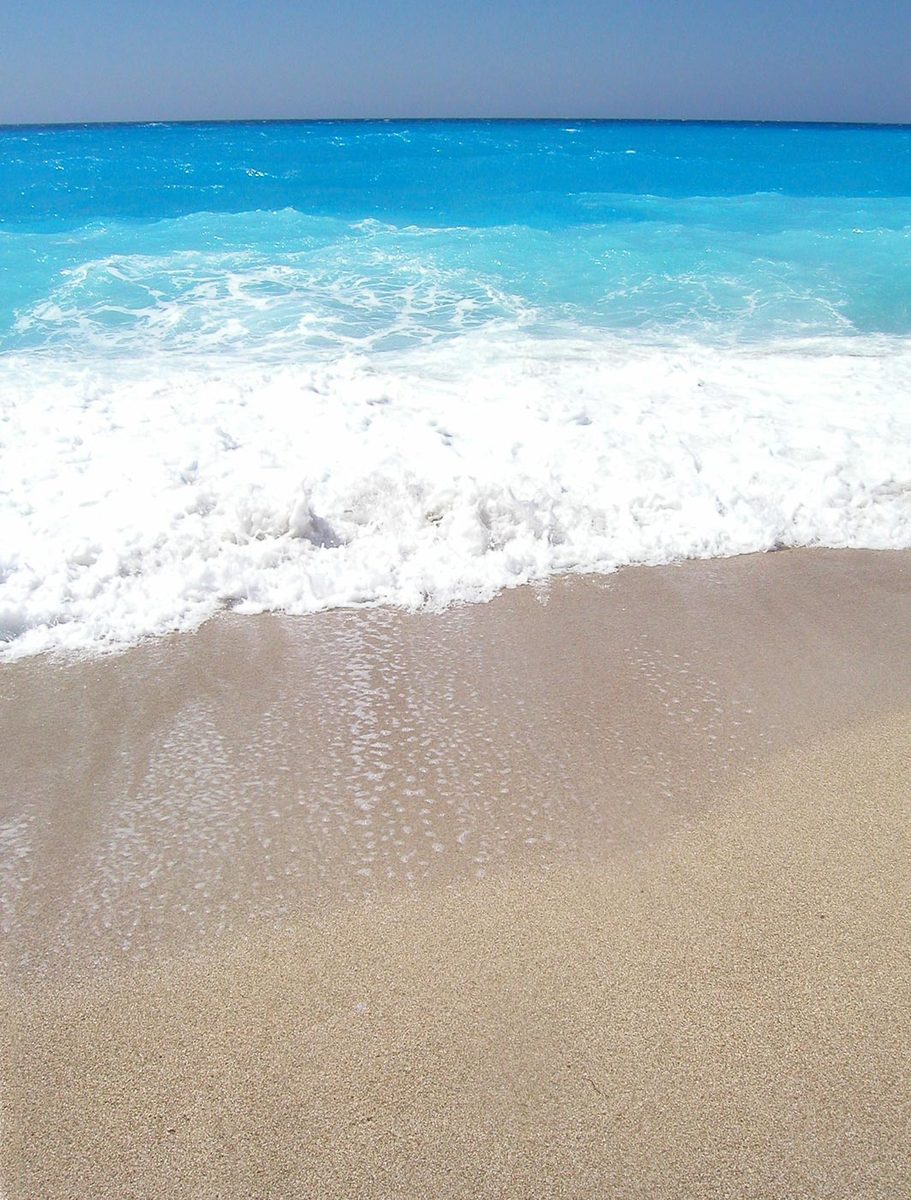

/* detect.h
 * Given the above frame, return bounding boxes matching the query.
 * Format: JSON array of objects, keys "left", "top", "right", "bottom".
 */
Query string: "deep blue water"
[{"left": 4, "top": 120, "right": 911, "bottom": 227}]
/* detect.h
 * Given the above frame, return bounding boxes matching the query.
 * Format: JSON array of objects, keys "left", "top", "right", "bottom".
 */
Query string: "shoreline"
[
  {"left": 3, "top": 548, "right": 910, "bottom": 973},
  {"left": 2, "top": 547, "right": 910, "bottom": 1196}
]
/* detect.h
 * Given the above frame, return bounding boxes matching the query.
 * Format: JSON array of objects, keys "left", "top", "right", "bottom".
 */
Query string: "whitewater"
[{"left": 1, "top": 120, "right": 910, "bottom": 658}]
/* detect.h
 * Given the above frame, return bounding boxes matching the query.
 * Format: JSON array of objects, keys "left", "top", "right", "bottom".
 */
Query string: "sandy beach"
[{"left": 2, "top": 548, "right": 910, "bottom": 1198}]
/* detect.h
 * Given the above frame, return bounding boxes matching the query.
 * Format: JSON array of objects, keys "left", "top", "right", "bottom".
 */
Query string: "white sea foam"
[{"left": 1, "top": 330, "right": 910, "bottom": 659}]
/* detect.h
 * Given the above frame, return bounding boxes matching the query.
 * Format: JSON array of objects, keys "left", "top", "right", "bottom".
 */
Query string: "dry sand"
[{"left": 1, "top": 548, "right": 910, "bottom": 1198}]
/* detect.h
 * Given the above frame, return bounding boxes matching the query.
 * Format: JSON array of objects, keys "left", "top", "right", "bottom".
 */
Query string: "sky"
[{"left": 1, "top": 0, "right": 909, "bottom": 125}]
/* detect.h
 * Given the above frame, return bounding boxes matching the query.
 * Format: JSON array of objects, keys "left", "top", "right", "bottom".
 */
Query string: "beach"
[{"left": 2, "top": 547, "right": 910, "bottom": 1198}]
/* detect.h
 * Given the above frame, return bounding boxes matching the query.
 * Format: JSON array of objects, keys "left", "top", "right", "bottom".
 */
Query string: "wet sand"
[{"left": 2, "top": 549, "right": 910, "bottom": 1197}]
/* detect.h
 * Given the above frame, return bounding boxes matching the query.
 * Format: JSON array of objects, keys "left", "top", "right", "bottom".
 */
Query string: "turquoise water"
[
  {"left": 1, "top": 121, "right": 910, "bottom": 657},
  {"left": 2, "top": 120, "right": 911, "bottom": 354}
]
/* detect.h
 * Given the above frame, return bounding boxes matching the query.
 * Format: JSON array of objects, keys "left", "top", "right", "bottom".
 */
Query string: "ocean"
[{"left": 1, "top": 119, "right": 910, "bottom": 658}]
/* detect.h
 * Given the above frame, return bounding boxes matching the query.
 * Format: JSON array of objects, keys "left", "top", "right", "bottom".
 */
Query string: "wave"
[
  {"left": 2, "top": 329, "right": 909, "bottom": 659},
  {"left": 3, "top": 198, "right": 910, "bottom": 365}
]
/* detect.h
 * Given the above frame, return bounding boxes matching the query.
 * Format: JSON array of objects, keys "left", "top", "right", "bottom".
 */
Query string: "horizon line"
[{"left": 2, "top": 116, "right": 910, "bottom": 131}]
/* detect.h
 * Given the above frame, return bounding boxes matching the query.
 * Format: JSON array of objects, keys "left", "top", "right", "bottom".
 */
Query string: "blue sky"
[{"left": 2, "top": 0, "right": 909, "bottom": 124}]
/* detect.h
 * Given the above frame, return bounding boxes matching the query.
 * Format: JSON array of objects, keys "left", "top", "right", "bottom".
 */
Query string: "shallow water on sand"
[{"left": 2, "top": 550, "right": 909, "bottom": 977}]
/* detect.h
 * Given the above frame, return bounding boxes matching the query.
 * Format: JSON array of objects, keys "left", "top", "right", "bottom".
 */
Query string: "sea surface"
[{"left": 1, "top": 120, "right": 910, "bottom": 657}]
